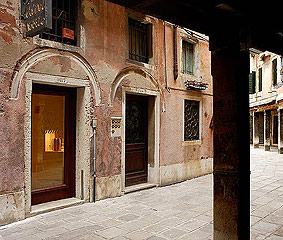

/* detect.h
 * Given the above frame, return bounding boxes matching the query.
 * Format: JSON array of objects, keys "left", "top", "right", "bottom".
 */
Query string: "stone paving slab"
[{"left": 1, "top": 147, "right": 283, "bottom": 239}]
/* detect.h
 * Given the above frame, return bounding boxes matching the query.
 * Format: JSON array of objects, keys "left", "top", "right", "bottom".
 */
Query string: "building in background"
[
  {"left": 0, "top": 0, "right": 213, "bottom": 225},
  {"left": 249, "top": 51, "right": 283, "bottom": 153}
]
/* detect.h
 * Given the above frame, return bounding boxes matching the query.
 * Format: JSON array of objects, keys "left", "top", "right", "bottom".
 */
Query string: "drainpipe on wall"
[
  {"left": 92, "top": 118, "right": 97, "bottom": 202},
  {"left": 173, "top": 25, "right": 178, "bottom": 81},
  {"left": 164, "top": 22, "right": 170, "bottom": 93}
]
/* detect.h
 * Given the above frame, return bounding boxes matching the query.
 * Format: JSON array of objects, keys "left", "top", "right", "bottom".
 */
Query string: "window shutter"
[
  {"left": 182, "top": 41, "right": 194, "bottom": 74},
  {"left": 252, "top": 71, "right": 256, "bottom": 93},
  {"left": 273, "top": 59, "right": 277, "bottom": 86},
  {"left": 182, "top": 42, "right": 187, "bottom": 73},
  {"left": 188, "top": 43, "right": 194, "bottom": 74},
  {"left": 249, "top": 72, "right": 256, "bottom": 94},
  {"left": 259, "top": 68, "right": 262, "bottom": 92},
  {"left": 249, "top": 73, "right": 253, "bottom": 94}
]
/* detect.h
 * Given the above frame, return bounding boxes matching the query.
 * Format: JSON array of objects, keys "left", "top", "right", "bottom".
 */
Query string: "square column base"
[{"left": 265, "top": 145, "right": 270, "bottom": 151}]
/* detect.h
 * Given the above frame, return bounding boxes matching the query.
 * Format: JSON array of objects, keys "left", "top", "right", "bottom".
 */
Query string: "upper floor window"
[
  {"left": 184, "top": 100, "right": 200, "bottom": 141},
  {"left": 128, "top": 18, "right": 150, "bottom": 64},
  {"left": 40, "top": 0, "right": 77, "bottom": 46},
  {"left": 182, "top": 41, "right": 194, "bottom": 74},
  {"left": 272, "top": 58, "right": 277, "bottom": 86}
]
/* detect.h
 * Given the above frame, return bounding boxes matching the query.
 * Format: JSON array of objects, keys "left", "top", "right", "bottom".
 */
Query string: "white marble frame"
[
  {"left": 121, "top": 87, "right": 160, "bottom": 192},
  {"left": 24, "top": 72, "right": 93, "bottom": 216}
]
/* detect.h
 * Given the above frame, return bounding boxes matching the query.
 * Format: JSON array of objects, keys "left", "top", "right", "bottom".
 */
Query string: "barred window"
[
  {"left": 39, "top": 0, "right": 77, "bottom": 46},
  {"left": 128, "top": 18, "right": 149, "bottom": 64},
  {"left": 182, "top": 41, "right": 194, "bottom": 74},
  {"left": 184, "top": 100, "right": 200, "bottom": 141}
]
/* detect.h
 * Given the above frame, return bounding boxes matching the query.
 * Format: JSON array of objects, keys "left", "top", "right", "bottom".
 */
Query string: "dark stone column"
[
  {"left": 278, "top": 109, "right": 283, "bottom": 154},
  {"left": 211, "top": 45, "right": 250, "bottom": 239},
  {"left": 253, "top": 112, "right": 259, "bottom": 148},
  {"left": 264, "top": 110, "right": 271, "bottom": 151}
]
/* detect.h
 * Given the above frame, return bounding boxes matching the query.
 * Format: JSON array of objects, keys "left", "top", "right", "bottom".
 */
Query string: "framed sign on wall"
[{"left": 21, "top": 0, "right": 52, "bottom": 37}]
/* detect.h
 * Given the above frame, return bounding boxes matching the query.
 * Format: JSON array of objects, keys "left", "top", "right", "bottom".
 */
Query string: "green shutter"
[
  {"left": 182, "top": 42, "right": 186, "bottom": 73},
  {"left": 252, "top": 71, "right": 256, "bottom": 93},
  {"left": 188, "top": 43, "right": 194, "bottom": 74},
  {"left": 182, "top": 41, "right": 194, "bottom": 74},
  {"left": 259, "top": 68, "right": 262, "bottom": 92},
  {"left": 249, "top": 73, "right": 253, "bottom": 94},
  {"left": 273, "top": 59, "right": 277, "bottom": 86},
  {"left": 249, "top": 71, "right": 256, "bottom": 94}
]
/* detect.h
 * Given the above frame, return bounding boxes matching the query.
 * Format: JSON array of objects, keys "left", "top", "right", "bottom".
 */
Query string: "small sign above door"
[{"left": 21, "top": 0, "right": 52, "bottom": 37}]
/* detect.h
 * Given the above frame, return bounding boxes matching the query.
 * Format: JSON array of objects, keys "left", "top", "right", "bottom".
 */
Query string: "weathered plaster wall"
[
  {"left": 0, "top": 0, "right": 213, "bottom": 225},
  {"left": 159, "top": 25, "right": 213, "bottom": 182}
]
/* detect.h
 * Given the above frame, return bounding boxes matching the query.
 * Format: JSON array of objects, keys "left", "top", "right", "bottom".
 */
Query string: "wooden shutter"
[
  {"left": 182, "top": 41, "right": 194, "bottom": 74},
  {"left": 259, "top": 68, "right": 262, "bottom": 92},
  {"left": 272, "top": 59, "right": 277, "bottom": 86},
  {"left": 249, "top": 71, "right": 256, "bottom": 94}
]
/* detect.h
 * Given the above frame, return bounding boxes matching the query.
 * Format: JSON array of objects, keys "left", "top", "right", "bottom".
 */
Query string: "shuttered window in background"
[
  {"left": 259, "top": 68, "right": 262, "bottom": 92},
  {"left": 249, "top": 71, "right": 256, "bottom": 94},
  {"left": 182, "top": 41, "right": 194, "bottom": 74},
  {"left": 272, "top": 58, "right": 277, "bottom": 86}
]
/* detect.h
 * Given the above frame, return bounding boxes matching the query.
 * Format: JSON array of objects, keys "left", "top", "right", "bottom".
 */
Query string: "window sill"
[
  {"left": 180, "top": 72, "right": 197, "bottom": 81},
  {"left": 126, "top": 58, "right": 155, "bottom": 71},
  {"left": 182, "top": 71, "right": 194, "bottom": 76},
  {"left": 182, "top": 140, "right": 202, "bottom": 146},
  {"left": 33, "top": 36, "right": 83, "bottom": 54}
]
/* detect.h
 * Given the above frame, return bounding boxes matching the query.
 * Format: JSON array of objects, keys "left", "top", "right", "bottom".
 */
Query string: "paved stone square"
[{"left": 1, "top": 147, "right": 283, "bottom": 239}]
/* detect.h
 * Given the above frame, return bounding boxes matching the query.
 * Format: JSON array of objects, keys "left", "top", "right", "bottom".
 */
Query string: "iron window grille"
[
  {"left": 128, "top": 18, "right": 149, "bottom": 64},
  {"left": 182, "top": 41, "right": 194, "bottom": 74},
  {"left": 184, "top": 100, "right": 200, "bottom": 141},
  {"left": 39, "top": 0, "right": 77, "bottom": 46}
]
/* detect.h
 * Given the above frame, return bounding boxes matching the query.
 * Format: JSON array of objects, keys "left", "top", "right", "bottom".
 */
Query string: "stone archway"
[
  {"left": 10, "top": 47, "right": 101, "bottom": 106},
  {"left": 109, "top": 66, "right": 163, "bottom": 106}
]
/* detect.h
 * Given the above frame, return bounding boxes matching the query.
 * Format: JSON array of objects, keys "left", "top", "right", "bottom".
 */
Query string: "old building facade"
[
  {"left": 0, "top": 0, "right": 213, "bottom": 225},
  {"left": 250, "top": 51, "right": 283, "bottom": 152}
]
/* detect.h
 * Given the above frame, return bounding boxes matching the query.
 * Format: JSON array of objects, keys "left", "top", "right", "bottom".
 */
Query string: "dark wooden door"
[
  {"left": 125, "top": 94, "right": 148, "bottom": 187},
  {"left": 31, "top": 84, "right": 76, "bottom": 205}
]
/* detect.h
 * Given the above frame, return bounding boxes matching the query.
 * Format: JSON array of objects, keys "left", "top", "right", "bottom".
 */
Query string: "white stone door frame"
[
  {"left": 121, "top": 87, "right": 160, "bottom": 192},
  {"left": 24, "top": 72, "right": 93, "bottom": 216}
]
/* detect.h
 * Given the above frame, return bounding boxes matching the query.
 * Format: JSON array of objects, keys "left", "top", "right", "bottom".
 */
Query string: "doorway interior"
[
  {"left": 125, "top": 94, "right": 149, "bottom": 187},
  {"left": 31, "top": 84, "right": 76, "bottom": 205},
  {"left": 122, "top": 88, "right": 160, "bottom": 191}
]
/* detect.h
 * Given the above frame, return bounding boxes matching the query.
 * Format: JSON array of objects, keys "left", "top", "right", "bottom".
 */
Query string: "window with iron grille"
[
  {"left": 184, "top": 100, "right": 200, "bottom": 141},
  {"left": 182, "top": 41, "right": 194, "bottom": 74},
  {"left": 39, "top": 0, "right": 77, "bottom": 46},
  {"left": 128, "top": 18, "right": 149, "bottom": 64}
]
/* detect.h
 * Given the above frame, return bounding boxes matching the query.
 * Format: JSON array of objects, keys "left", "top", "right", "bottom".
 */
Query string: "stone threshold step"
[
  {"left": 29, "top": 198, "right": 85, "bottom": 217},
  {"left": 125, "top": 183, "right": 157, "bottom": 194}
]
